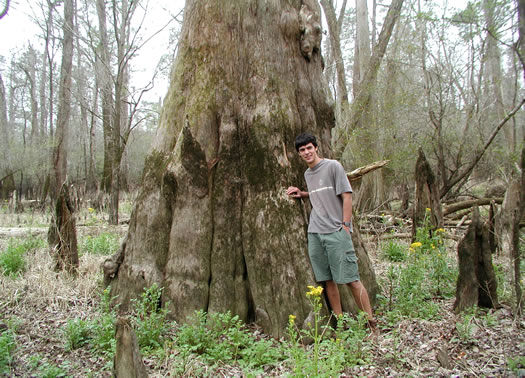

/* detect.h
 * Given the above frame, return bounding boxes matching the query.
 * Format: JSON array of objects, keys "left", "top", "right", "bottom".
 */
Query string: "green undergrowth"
[
  {"left": 0, "top": 236, "right": 45, "bottom": 276},
  {"left": 78, "top": 232, "right": 120, "bottom": 256},
  {"left": 378, "top": 209, "right": 458, "bottom": 323},
  {"left": 58, "top": 283, "right": 383, "bottom": 377},
  {"left": 0, "top": 327, "right": 16, "bottom": 375}
]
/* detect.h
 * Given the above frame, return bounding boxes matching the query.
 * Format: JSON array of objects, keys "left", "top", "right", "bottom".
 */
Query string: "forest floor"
[{"left": 0, "top": 208, "right": 524, "bottom": 377}]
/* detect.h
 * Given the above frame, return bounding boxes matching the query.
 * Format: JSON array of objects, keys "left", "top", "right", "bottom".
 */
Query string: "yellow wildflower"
[
  {"left": 409, "top": 247, "right": 415, "bottom": 253},
  {"left": 306, "top": 285, "right": 324, "bottom": 298},
  {"left": 88, "top": 207, "right": 95, "bottom": 213},
  {"left": 431, "top": 244, "right": 435, "bottom": 249},
  {"left": 289, "top": 314, "right": 296, "bottom": 324},
  {"left": 410, "top": 242, "right": 422, "bottom": 249},
  {"left": 425, "top": 208, "right": 431, "bottom": 212},
  {"left": 436, "top": 228, "right": 445, "bottom": 233}
]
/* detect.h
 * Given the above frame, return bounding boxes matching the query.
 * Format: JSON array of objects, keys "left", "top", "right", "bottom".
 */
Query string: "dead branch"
[
  {"left": 347, "top": 160, "right": 390, "bottom": 181},
  {"left": 441, "top": 98, "right": 525, "bottom": 198}
]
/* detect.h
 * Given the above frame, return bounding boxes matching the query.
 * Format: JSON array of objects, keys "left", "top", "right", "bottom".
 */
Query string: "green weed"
[
  {"left": 507, "top": 351, "right": 525, "bottom": 373},
  {"left": 454, "top": 307, "right": 478, "bottom": 343},
  {"left": 130, "top": 283, "right": 170, "bottom": 353},
  {"left": 0, "top": 327, "right": 15, "bottom": 375},
  {"left": 173, "top": 309, "right": 283, "bottom": 374},
  {"left": 28, "top": 355, "right": 70, "bottom": 378},
  {"left": 379, "top": 210, "right": 457, "bottom": 324},
  {"left": 88, "top": 288, "right": 117, "bottom": 359},
  {"left": 381, "top": 240, "right": 406, "bottom": 262},
  {"left": 286, "top": 286, "right": 371, "bottom": 377},
  {"left": 79, "top": 233, "right": 120, "bottom": 256},
  {"left": 0, "top": 236, "right": 45, "bottom": 276},
  {"left": 63, "top": 318, "right": 90, "bottom": 351}
]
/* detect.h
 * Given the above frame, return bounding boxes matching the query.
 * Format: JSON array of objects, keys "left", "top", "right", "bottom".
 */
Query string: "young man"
[{"left": 286, "top": 133, "right": 378, "bottom": 333}]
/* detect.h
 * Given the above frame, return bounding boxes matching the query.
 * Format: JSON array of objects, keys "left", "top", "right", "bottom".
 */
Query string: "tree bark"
[
  {"left": 113, "top": 317, "right": 148, "bottom": 378},
  {"left": 454, "top": 208, "right": 499, "bottom": 312},
  {"left": 106, "top": 0, "right": 377, "bottom": 338},
  {"left": 412, "top": 148, "right": 443, "bottom": 239},
  {"left": 48, "top": 183, "right": 79, "bottom": 273},
  {"left": 516, "top": 0, "right": 525, "bottom": 313}
]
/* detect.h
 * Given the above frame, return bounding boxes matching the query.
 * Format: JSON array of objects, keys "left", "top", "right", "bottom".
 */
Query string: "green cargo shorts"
[{"left": 307, "top": 228, "right": 360, "bottom": 284}]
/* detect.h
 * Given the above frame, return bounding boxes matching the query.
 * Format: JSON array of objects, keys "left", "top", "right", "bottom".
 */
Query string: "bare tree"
[
  {"left": 47, "top": 0, "right": 78, "bottom": 273},
  {"left": 96, "top": 0, "right": 114, "bottom": 196},
  {"left": 0, "top": 72, "right": 15, "bottom": 199}
]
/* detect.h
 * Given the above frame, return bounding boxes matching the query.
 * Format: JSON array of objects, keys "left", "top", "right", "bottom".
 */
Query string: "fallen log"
[{"left": 443, "top": 198, "right": 503, "bottom": 216}]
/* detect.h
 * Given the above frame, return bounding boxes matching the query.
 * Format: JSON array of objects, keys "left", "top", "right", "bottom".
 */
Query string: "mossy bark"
[{"left": 107, "top": 0, "right": 375, "bottom": 338}]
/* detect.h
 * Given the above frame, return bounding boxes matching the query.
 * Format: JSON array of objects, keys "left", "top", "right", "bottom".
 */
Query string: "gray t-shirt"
[{"left": 304, "top": 159, "right": 352, "bottom": 234}]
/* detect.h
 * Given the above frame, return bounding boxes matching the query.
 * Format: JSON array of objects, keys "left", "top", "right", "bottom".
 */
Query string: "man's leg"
[
  {"left": 347, "top": 280, "right": 378, "bottom": 335},
  {"left": 324, "top": 280, "right": 342, "bottom": 316},
  {"left": 347, "top": 280, "right": 373, "bottom": 319}
]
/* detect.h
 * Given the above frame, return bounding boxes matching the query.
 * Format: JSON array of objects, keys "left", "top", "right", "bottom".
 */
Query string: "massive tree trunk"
[{"left": 107, "top": 0, "right": 377, "bottom": 338}]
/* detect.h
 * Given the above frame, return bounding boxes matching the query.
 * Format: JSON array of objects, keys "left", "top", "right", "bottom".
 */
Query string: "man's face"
[{"left": 298, "top": 143, "right": 319, "bottom": 165}]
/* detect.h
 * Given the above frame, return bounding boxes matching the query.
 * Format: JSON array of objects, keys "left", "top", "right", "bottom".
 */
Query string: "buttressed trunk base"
[{"left": 107, "top": 0, "right": 347, "bottom": 338}]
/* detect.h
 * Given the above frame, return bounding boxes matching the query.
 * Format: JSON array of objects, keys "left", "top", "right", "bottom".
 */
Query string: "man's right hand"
[{"left": 286, "top": 186, "right": 302, "bottom": 198}]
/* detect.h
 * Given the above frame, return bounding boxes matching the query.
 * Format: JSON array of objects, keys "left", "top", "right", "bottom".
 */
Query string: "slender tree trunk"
[
  {"left": 0, "top": 73, "right": 9, "bottom": 165},
  {"left": 48, "top": 0, "right": 78, "bottom": 273},
  {"left": 96, "top": 0, "right": 114, "bottom": 194},
  {"left": 108, "top": 0, "right": 136, "bottom": 225},
  {"left": 0, "top": 73, "right": 13, "bottom": 200},
  {"left": 483, "top": 0, "right": 511, "bottom": 150},
  {"left": 106, "top": 0, "right": 377, "bottom": 338},
  {"left": 87, "top": 83, "right": 98, "bottom": 192},
  {"left": 44, "top": 0, "right": 58, "bottom": 201},
  {"left": 513, "top": 0, "right": 525, "bottom": 312},
  {"left": 21, "top": 47, "right": 39, "bottom": 142},
  {"left": 74, "top": 9, "right": 90, "bottom": 194},
  {"left": 39, "top": 49, "right": 48, "bottom": 138},
  {"left": 320, "top": 0, "right": 349, "bottom": 154}
]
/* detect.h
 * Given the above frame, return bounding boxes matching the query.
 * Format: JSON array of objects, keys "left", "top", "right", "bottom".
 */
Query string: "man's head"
[
  {"left": 294, "top": 133, "right": 318, "bottom": 151},
  {"left": 295, "top": 133, "right": 321, "bottom": 167}
]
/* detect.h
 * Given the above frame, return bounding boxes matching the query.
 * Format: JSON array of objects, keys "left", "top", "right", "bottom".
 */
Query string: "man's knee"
[{"left": 348, "top": 280, "right": 363, "bottom": 289}]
